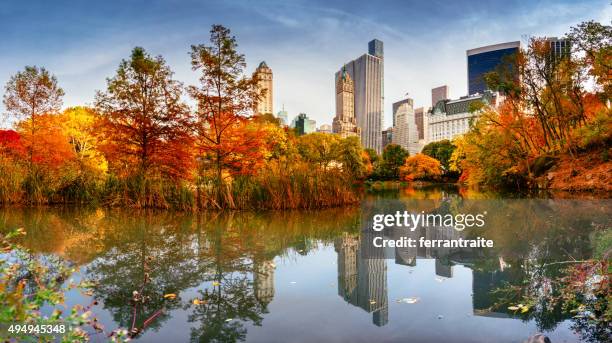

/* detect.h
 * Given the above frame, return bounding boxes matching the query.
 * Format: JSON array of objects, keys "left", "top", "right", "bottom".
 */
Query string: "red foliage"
[{"left": 0, "top": 129, "right": 26, "bottom": 157}]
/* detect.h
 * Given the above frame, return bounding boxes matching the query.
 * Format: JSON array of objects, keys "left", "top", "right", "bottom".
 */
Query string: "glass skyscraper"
[
  {"left": 467, "top": 41, "right": 520, "bottom": 95},
  {"left": 337, "top": 39, "right": 384, "bottom": 153}
]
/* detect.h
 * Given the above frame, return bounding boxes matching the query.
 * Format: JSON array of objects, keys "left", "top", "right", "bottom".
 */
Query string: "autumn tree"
[
  {"left": 95, "top": 47, "right": 192, "bottom": 181},
  {"left": 399, "top": 154, "right": 442, "bottom": 182},
  {"left": 188, "top": 25, "right": 261, "bottom": 188},
  {"left": 2, "top": 66, "right": 64, "bottom": 171}
]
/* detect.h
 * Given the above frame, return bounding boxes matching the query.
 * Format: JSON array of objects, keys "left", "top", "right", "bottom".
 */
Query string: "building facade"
[
  {"left": 293, "top": 113, "right": 316, "bottom": 135},
  {"left": 382, "top": 127, "right": 393, "bottom": 149},
  {"left": 431, "top": 85, "right": 448, "bottom": 107},
  {"left": 317, "top": 124, "right": 332, "bottom": 133},
  {"left": 426, "top": 91, "right": 496, "bottom": 143},
  {"left": 276, "top": 107, "right": 288, "bottom": 126},
  {"left": 333, "top": 68, "right": 360, "bottom": 138},
  {"left": 467, "top": 42, "right": 520, "bottom": 95},
  {"left": 253, "top": 61, "right": 273, "bottom": 115},
  {"left": 414, "top": 107, "right": 427, "bottom": 140},
  {"left": 392, "top": 98, "right": 420, "bottom": 155},
  {"left": 336, "top": 39, "right": 384, "bottom": 153}
]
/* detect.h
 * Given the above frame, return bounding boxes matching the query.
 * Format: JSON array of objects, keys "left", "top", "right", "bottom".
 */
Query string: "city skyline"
[{"left": 0, "top": 0, "right": 609, "bottom": 129}]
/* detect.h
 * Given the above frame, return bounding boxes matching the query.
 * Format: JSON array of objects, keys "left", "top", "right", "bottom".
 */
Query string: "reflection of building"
[
  {"left": 467, "top": 41, "right": 520, "bottom": 95},
  {"left": 254, "top": 260, "right": 275, "bottom": 306},
  {"left": 337, "top": 39, "right": 384, "bottom": 153},
  {"left": 335, "top": 230, "right": 388, "bottom": 327},
  {"left": 426, "top": 91, "right": 497, "bottom": 143},
  {"left": 253, "top": 61, "right": 273, "bottom": 115},
  {"left": 333, "top": 68, "right": 360, "bottom": 138}
]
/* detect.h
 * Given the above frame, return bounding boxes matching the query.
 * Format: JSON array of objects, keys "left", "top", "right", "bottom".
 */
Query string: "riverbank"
[{"left": 536, "top": 148, "right": 612, "bottom": 193}]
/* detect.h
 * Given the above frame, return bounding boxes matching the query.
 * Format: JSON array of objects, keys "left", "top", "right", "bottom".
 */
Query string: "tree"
[
  {"left": 95, "top": 47, "right": 192, "bottom": 180},
  {"left": 60, "top": 107, "right": 107, "bottom": 176},
  {"left": 421, "top": 140, "right": 456, "bottom": 172},
  {"left": 399, "top": 154, "right": 442, "bottom": 182},
  {"left": 2, "top": 66, "right": 64, "bottom": 170},
  {"left": 371, "top": 144, "right": 408, "bottom": 180},
  {"left": 296, "top": 133, "right": 340, "bottom": 169},
  {"left": 188, "top": 25, "right": 260, "bottom": 187}
]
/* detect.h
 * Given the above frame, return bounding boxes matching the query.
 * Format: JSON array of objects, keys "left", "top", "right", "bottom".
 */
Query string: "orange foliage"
[
  {"left": 17, "top": 114, "right": 75, "bottom": 170},
  {"left": 399, "top": 154, "right": 442, "bottom": 182}
]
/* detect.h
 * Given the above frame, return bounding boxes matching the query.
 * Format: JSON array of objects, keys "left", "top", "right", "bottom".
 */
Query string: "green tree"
[
  {"left": 372, "top": 144, "right": 408, "bottom": 180},
  {"left": 421, "top": 140, "right": 456, "bottom": 173}
]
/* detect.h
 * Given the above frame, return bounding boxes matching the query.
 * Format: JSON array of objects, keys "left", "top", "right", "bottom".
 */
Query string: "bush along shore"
[{"left": 0, "top": 26, "right": 369, "bottom": 210}]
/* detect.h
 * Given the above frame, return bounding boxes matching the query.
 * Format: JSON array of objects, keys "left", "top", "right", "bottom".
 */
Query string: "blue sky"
[{"left": 1, "top": 0, "right": 610, "bottom": 128}]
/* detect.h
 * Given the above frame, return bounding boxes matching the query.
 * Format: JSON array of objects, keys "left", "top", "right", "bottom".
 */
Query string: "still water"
[{"left": 2, "top": 186, "right": 610, "bottom": 342}]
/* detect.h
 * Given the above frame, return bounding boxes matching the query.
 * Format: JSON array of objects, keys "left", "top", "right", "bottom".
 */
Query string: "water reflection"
[{"left": 0, "top": 188, "right": 609, "bottom": 342}]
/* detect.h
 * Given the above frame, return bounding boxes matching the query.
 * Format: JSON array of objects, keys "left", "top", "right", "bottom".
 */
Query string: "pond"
[{"left": 1, "top": 186, "right": 610, "bottom": 342}]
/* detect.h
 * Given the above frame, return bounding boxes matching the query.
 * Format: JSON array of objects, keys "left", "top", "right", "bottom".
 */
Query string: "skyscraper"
[
  {"left": 392, "top": 97, "right": 420, "bottom": 155},
  {"left": 467, "top": 41, "right": 520, "bottom": 95},
  {"left": 276, "top": 107, "right": 288, "bottom": 126},
  {"left": 431, "top": 85, "right": 449, "bottom": 107},
  {"left": 253, "top": 61, "right": 273, "bottom": 115},
  {"left": 414, "top": 107, "right": 426, "bottom": 140},
  {"left": 337, "top": 39, "right": 384, "bottom": 153},
  {"left": 333, "top": 67, "right": 360, "bottom": 138},
  {"left": 294, "top": 113, "right": 316, "bottom": 135}
]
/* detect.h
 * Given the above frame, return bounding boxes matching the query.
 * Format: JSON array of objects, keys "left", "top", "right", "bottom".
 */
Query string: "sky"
[{"left": 1, "top": 0, "right": 610, "bottom": 129}]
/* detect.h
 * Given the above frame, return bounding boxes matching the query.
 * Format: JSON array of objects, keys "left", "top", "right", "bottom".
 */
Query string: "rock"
[{"left": 524, "top": 333, "right": 551, "bottom": 343}]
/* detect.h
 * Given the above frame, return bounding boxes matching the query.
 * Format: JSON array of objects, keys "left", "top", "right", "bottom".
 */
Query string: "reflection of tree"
[
  {"left": 187, "top": 274, "right": 264, "bottom": 342},
  {"left": 86, "top": 212, "right": 207, "bottom": 337}
]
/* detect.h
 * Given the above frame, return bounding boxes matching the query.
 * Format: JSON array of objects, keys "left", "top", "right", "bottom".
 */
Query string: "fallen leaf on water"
[
  {"left": 397, "top": 297, "right": 420, "bottom": 304},
  {"left": 193, "top": 299, "right": 207, "bottom": 305},
  {"left": 212, "top": 281, "right": 220, "bottom": 286},
  {"left": 225, "top": 318, "right": 232, "bottom": 322},
  {"left": 163, "top": 293, "right": 176, "bottom": 299}
]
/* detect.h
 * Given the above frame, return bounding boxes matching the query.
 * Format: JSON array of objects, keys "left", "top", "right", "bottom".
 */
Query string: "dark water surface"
[{"left": 1, "top": 186, "right": 610, "bottom": 342}]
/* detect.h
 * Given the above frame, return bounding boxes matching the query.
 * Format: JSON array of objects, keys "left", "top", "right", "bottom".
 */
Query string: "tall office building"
[
  {"left": 467, "top": 41, "right": 520, "bottom": 95},
  {"left": 546, "top": 37, "right": 571, "bottom": 64},
  {"left": 392, "top": 98, "right": 420, "bottom": 155},
  {"left": 253, "top": 61, "right": 273, "bottom": 115},
  {"left": 414, "top": 107, "right": 426, "bottom": 140},
  {"left": 333, "top": 68, "right": 360, "bottom": 138},
  {"left": 431, "top": 85, "right": 449, "bottom": 107},
  {"left": 336, "top": 39, "right": 384, "bottom": 153},
  {"left": 382, "top": 127, "right": 393, "bottom": 149},
  {"left": 545, "top": 37, "right": 571, "bottom": 78},
  {"left": 276, "top": 106, "right": 288, "bottom": 126},
  {"left": 293, "top": 113, "right": 316, "bottom": 135}
]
